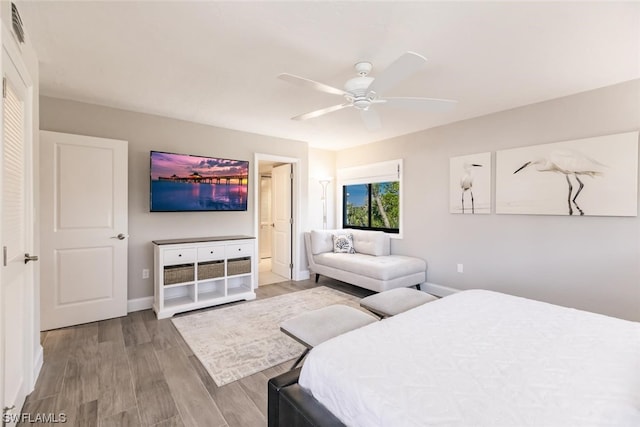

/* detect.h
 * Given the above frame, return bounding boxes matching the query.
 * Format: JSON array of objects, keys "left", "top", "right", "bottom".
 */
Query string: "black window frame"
[{"left": 342, "top": 182, "right": 400, "bottom": 234}]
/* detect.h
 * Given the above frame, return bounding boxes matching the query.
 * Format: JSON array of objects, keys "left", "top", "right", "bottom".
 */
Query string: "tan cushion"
[
  {"left": 310, "top": 229, "right": 390, "bottom": 256},
  {"left": 280, "top": 305, "right": 376, "bottom": 348},
  {"left": 350, "top": 229, "right": 390, "bottom": 256},
  {"left": 310, "top": 230, "right": 336, "bottom": 254},
  {"left": 313, "top": 253, "right": 426, "bottom": 281},
  {"left": 360, "top": 288, "right": 438, "bottom": 317}
]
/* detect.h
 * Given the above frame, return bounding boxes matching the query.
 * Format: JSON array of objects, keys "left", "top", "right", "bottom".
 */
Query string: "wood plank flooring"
[{"left": 20, "top": 278, "right": 371, "bottom": 427}]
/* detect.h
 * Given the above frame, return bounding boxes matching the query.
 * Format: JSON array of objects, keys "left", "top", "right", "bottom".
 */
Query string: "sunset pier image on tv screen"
[{"left": 150, "top": 151, "right": 249, "bottom": 212}]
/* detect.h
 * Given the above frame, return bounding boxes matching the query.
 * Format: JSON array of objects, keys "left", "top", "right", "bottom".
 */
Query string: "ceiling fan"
[{"left": 278, "top": 52, "right": 457, "bottom": 131}]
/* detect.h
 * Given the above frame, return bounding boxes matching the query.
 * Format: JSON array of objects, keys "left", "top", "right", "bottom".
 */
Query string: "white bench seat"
[
  {"left": 360, "top": 287, "right": 438, "bottom": 318},
  {"left": 280, "top": 304, "right": 377, "bottom": 369}
]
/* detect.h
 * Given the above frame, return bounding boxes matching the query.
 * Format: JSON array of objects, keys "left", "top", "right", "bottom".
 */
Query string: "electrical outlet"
[
  {"left": 457, "top": 263, "right": 464, "bottom": 273},
  {"left": 142, "top": 268, "right": 149, "bottom": 279}
]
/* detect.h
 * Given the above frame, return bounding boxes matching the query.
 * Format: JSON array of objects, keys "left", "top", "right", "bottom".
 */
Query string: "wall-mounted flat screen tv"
[{"left": 150, "top": 151, "right": 249, "bottom": 212}]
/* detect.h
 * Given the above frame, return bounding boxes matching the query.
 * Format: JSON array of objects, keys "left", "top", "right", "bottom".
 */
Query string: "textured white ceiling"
[{"left": 19, "top": 1, "right": 640, "bottom": 150}]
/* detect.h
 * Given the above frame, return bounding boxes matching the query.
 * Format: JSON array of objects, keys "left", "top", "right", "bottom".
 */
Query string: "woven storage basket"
[
  {"left": 164, "top": 264, "right": 194, "bottom": 285},
  {"left": 227, "top": 257, "right": 251, "bottom": 276},
  {"left": 198, "top": 260, "right": 224, "bottom": 280}
]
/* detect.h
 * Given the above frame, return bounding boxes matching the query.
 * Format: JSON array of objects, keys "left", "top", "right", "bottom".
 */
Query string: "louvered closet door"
[{"left": 2, "top": 48, "right": 31, "bottom": 424}]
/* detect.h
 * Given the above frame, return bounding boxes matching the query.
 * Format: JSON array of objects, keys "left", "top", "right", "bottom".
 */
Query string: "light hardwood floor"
[{"left": 20, "top": 278, "right": 371, "bottom": 427}]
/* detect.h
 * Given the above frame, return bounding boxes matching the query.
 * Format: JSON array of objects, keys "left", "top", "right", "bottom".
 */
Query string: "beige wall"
[
  {"left": 39, "top": 96, "right": 309, "bottom": 300},
  {"left": 336, "top": 80, "right": 640, "bottom": 321}
]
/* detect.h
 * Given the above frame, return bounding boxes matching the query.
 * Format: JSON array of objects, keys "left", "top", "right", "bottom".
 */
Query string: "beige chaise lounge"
[{"left": 304, "top": 229, "right": 427, "bottom": 292}]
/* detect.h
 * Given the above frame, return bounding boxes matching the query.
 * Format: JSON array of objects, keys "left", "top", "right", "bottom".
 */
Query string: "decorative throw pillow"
[{"left": 332, "top": 233, "right": 356, "bottom": 254}]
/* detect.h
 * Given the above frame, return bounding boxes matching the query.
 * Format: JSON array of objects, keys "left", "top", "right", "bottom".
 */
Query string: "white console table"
[{"left": 153, "top": 235, "right": 256, "bottom": 319}]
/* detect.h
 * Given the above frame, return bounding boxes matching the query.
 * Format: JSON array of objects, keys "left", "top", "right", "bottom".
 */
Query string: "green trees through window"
[{"left": 343, "top": 181, "right": 399, "bottom": 233}]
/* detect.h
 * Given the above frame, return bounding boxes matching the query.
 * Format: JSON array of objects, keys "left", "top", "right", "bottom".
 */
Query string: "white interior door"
[
  {"left": 1, "top": 48, "right": 33, "bottom": 426},
  {"left": 271, "top": 164, "right": 292, "bottom": 279},
  {"left": 40, "top": 131, "right": 128, "bottom": 331},
  {"left": 259, "top": 175, "right": 272, "bottom": 259}
]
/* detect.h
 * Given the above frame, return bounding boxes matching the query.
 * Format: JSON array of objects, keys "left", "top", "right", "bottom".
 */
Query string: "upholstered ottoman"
[
  {"left": 360, "top": 287, "right": 438, "bottom": 318},
  {"left": 280, "top": 304, "right": 377, "bottom": 369}
]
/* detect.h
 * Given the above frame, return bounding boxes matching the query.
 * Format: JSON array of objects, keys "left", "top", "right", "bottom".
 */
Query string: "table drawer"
[
  {"left": 225, "top": 243, "right": 253, "bottom": 258},
  {"left": 163, "top": 248, "right": 196, "bottom": 265},
  {"left": 197, "top": 245, "right": 225, "bottom": 262}
]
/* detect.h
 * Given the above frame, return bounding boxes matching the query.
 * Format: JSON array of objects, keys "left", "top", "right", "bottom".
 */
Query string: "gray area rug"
[{"left": 171, "top": 287, "right": 362, "bottom": 386}]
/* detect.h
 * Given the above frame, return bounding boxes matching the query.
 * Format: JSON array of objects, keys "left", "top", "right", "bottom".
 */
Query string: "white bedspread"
[{"left": 299, "top": 290, "right": 640, "bottom": 427}]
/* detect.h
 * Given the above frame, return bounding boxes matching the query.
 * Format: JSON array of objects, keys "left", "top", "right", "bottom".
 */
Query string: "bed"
[{"left": 268, "top": 290, "right": 640, "bottom": 426}]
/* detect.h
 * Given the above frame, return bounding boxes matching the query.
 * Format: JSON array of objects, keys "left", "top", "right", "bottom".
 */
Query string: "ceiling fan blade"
[
  {"left": 291, "top": 103, "right": 351, "bottom": 121},
  {"left": 360, "top": 108, "right": 381, "bottom": 131},
  {"left": 278, "top": 73, "right": 348, "bottom": 97},
  {"left": 380, "top": 97, "right": 458, "bottom": 112},
  {"left": 367, "top": 51, "right": 427, "bottom": 96}
]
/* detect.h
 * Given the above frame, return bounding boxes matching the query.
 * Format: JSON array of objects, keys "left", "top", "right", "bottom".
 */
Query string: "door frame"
[{"left": 253, "top": 154, "right": 301, "bottom": 282}]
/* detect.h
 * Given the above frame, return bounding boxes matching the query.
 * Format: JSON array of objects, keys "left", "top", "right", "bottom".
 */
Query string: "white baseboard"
[
  {"left": 128, "top": 296, "right": 154, "bottom": 313},
  {"left": 421, "top": 282, "right": 460, "bottom": 297},
  {"left": 296, "top": 269, "right": 311, "bottom": 281}
]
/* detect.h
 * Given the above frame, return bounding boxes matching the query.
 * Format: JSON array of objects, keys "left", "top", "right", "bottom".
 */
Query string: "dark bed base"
[{"left": 268, "top": 368, "right": 345, "bottom": 427}]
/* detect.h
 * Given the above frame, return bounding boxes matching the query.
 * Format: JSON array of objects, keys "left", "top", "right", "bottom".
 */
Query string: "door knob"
[
  {"left": 24, "top": 253, "right": 39, "bottom": 264},
  {"left": 112, "top": 233, "right": 128, "bottom": 240}
]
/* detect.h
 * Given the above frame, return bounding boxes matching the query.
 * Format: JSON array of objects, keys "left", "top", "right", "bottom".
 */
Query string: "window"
[
  {"left": 338, "top": 159, "right": 402, "bottom": 235},
  {"left": 343, "top": 182, "right": 399, "bottom": 233}
]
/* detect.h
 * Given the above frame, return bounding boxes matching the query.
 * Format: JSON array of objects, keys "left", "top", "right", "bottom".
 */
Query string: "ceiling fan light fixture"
[
  {"left": 344, "top": 76, "right": 373, "bottom": 97},
  {"left": 279, "top": 52, "right": 457, "bottom": 128},
  {"left": 353, "top": 98, "right": 371, "bottom": 110}
]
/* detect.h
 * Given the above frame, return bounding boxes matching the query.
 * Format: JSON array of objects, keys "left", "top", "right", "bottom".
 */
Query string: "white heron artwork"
[
  {"left": 460, "top": 163, "right": 483, "bottom": 213},
  {"left": 513, "top": 150, "right": 606, "bottom": 215},
  {"left": 450, "top": 152, "right": 491, "bottom": 214},
  {"left": 496, "top": 132, "right": 639, "bottom": 217}
]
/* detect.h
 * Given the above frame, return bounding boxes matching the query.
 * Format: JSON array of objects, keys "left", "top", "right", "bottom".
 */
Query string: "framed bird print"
[
  {"left": 450, "top": 152, "right": 492, "bottom": 214},
  {"left": 496, "top": 131, "right": 638, "bottom": 216}
]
